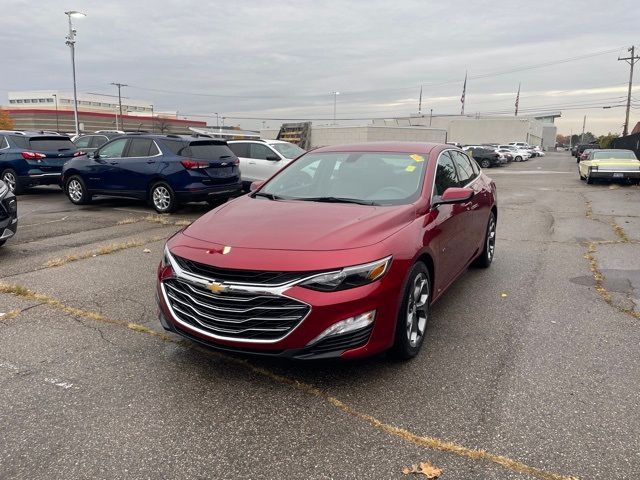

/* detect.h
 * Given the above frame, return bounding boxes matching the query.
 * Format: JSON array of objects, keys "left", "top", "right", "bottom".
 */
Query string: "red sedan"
[{"left": 157, "top": 142, "right": 497, "bottom": 360}]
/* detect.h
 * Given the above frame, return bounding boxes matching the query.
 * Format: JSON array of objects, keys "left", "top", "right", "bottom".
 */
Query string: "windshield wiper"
[
  {"left": 298, "top": 196, "right": 378, "bottom": 206},
  {"left": 253, "top": 192, "right": 282, "bottom": 200}
]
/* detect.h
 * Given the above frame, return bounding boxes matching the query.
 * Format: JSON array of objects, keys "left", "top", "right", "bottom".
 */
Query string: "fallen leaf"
[
  {"left": 143, "top": 248, "right": 152, "bottom": 253},
  {"left": 500, "top": 292, "right": 508, "bottom": 298},
  {"left": 402, "top": 461, "right": 443, "bottom": 478}
]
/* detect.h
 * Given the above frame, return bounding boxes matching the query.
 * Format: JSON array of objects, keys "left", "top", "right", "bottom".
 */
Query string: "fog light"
[{"left": 307, "top": 310, "right": 375, "bottom": 346}]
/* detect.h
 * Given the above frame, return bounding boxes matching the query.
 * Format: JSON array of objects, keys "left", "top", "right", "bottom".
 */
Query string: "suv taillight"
[
  {"left": 180, "top": 159, "right": 209, "bottom": 169},
  {"left": 21, "top": 151, "right": 46, "bottom": 160}
]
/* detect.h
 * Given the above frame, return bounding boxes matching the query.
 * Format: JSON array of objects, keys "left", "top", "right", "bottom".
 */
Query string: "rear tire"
[
  {"left": 390, "top": 262, "right": 431, "bottom": 360},
  {"left": 65, "top": 176, "right": 91, "bottom": 205},
  {"left": 1, "top": 169, "right": 23, "bottom": 195},
  {"left": 480, "top": 159, "right": 491, "bottom": 169},
  {"left": 473, "top": 211, "right": 496, "bottom": 268},
  {"left": 0, "top": 239, "right": 6, "bottom": 247},
  {"left": 150, "top": 182, "right": 177, "bottom": 213}
]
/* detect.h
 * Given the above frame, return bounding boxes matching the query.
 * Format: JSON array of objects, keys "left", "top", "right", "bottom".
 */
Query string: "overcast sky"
[{"left": 2, "top": 0, "right": 638, "bottom": 135}]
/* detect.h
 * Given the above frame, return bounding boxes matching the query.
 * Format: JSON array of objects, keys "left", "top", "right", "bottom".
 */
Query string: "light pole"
[
  {"left": 429, "top": 108, "right": 433, "bottom": 127},
  {"left": 64, "top": 11, "right": 86, "bottom": 136},
  {"left": 213, "top": 112, "right": 220, "bottom": 129},
  {"left": 52, "top": 94, "right": 60, "bottom": 132},
  {"left": 332, "top": 91, "right": 340, "bottom": 125}
]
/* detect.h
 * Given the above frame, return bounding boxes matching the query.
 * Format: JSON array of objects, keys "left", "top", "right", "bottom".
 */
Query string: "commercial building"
[{"left": 3, "top": 90, "right": 206, "bottom": 134}]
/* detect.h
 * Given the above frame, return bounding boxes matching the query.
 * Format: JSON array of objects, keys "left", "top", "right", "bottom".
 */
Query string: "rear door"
[
  {"left": 28, "top": 137, "right": 78, "bottom": 173},
  {"left": 116, "top": 138, "right": 161, "bottom": 194}
]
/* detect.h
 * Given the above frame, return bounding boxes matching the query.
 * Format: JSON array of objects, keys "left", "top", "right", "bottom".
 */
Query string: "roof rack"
[{"left": 166, "top": 134, "right": 182, "bottom": 139}]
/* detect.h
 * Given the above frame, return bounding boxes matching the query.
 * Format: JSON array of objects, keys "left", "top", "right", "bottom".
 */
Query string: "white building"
[{"left": 7, "top": 90, "right": 155, "bottom": 116}]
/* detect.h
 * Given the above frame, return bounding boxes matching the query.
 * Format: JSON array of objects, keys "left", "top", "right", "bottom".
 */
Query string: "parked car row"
[
  {"left": 0, "top": 130, "right": 306, "bottom": 214},
  {"left": 459, "top": 141, "right": 545, "bottom": 167}
]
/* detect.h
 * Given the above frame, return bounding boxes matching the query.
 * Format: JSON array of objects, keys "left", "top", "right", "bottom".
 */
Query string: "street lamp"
[
  {"left": 332, "top": 91, "right": 340, "bottom": 125},
  {"left": 64, "top": 10, "right": 86, "bottom": 136},
  {"left": 52, "top": 94, "right": 60, "bottom": 132}
]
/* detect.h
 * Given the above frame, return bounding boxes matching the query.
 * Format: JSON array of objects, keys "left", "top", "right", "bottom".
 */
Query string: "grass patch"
[{"left": 117, "top": 217, "right": 140, "bottom": 225}]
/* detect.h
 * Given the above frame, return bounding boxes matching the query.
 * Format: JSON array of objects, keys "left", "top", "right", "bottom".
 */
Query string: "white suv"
[
  {"left": 498, "top": 144, "right": 531, "bottom": 161},
  {"left": 227, "top": 139, "right": 306, "bottom": 187}
]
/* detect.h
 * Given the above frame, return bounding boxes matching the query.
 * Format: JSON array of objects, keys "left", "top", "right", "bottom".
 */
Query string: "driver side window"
[
  {"left": 98, "top": 138, "right": 128, "bottom": 159},
  {"left": 434, "top": 151, "right": 459, "bottom": 197}
]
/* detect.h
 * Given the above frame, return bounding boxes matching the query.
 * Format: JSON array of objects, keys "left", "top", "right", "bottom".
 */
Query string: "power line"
[{"left": 618, "top": 45, "right": 639, "bottom": 136}]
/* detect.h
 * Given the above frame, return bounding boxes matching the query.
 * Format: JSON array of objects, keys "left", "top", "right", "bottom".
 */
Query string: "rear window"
[
  {"left": 185, "top": 141, "right": 235, "bottom": 160},
  {"left": 29, "top": 137, "right": 76, "bottom": 151}
]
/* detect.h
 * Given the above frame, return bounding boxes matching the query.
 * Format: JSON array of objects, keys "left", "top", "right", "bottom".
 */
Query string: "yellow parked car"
[{"left": 579, "top": 149, "right": 640, "bottom": 184}]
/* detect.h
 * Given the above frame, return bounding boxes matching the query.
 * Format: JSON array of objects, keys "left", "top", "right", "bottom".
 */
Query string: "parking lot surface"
[{"left": 1, "top": 152, "right": 639, "bottom": 479}]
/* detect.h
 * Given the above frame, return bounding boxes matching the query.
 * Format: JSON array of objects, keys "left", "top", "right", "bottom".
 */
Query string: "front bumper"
[{"left": 156, "top": 259, "right": 404, "bottom": 360}]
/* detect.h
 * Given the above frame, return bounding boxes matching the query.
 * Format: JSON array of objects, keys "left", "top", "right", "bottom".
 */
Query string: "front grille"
[
  {"left": 173, "top": 254, "right": 322, "bottom": 286},
  {"left": 163, "top": 278, "right": 310, "bottom": 340},
  {"left": 302, "top": 325, "right": 373, "bottom": 356}
]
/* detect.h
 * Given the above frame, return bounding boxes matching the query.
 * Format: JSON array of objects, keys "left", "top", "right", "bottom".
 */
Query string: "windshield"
[
  {"left": 258, "top": 151, "right": 428, "bottom": 206},
  {"left": 592, "top": 150, "right": 638, "bottom": 160},
  {"left": 271, "top": 142, "right": 306, "bottom": 159}
]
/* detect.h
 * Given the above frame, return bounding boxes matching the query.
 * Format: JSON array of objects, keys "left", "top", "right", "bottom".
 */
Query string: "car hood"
[{"left": 182, "top": 195, "right": 416, "bottom": 251}]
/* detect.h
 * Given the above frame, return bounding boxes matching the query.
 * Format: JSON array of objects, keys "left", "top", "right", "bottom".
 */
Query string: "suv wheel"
[
  {"left": 480, "top": 159, "right": 491, "bottom": 168},
  {"left": 150, "top": 182, "right": 177, "bottom": 213},
  {"left": 1, "top": 169, "right": 23, "bottom": 195},
  {"left": 390, "top": 262, "right": 431, "bottom": 360},
  {"left": 66, "top": 176, "right": 91, "bottom": 205}
]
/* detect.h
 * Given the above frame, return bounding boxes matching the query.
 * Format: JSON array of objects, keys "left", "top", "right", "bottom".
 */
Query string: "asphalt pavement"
[{"left": 1, "top": 152, "right": 639, "bottom": 479}]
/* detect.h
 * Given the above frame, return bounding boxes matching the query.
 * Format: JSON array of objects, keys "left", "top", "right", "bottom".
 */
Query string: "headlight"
[
  {"left": 300, "top": 256, "right": 392, "bottom": 292},
  {"left": 161, "top": 245, "right": 173, "bottom": 268}
]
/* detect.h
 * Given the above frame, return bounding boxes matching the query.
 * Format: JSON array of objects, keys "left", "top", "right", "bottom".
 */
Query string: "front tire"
[
  {"left": 390, "top": 262, "right": 431, "bottom": 360},
  {"left": 1, "top": 169, "right": 23, "bottom": 195},
  {"left": 480, "top": 159, "right": 491, "bottom": 169},
  {"left": 66, "top": 176, "right": 91, "bottom": 205},
  {"left": 473, "top": 211, "right": 496, "bottom": 268},
  {"left": 515, "top": 156, "right": 522, "bottom": 162},
  {"left": 150, "top": 182, "right": 177, "bottom": 213}
]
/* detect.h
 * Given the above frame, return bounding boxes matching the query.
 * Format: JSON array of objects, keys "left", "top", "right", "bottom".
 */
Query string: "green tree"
[
  {"left": 598, "top": 132, "right": 618, "bottom": 149},
  {"left": 0, "top": 108, "right": 14, "bottom": 129}
]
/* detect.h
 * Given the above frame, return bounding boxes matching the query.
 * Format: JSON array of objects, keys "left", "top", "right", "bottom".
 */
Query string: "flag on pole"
[
  {"left": 515, "top": 82, "right": 521, "bottom": 116},
  {"left": 418, "top": 85, "right": 423, "bottom": 115},
  {"left": 460, "top": 71, "right": 467, "bottom": 115}
]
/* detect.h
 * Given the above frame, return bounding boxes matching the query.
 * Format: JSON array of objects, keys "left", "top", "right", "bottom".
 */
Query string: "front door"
[
  {"left": 90, "top": 137, "right": 129, "bottom": 190},
  {"left": 117, "top": 138, "right": 160, "bottom": 195},
  {"left": 249, "top": 143, "right": 284, "bottom": 181}
]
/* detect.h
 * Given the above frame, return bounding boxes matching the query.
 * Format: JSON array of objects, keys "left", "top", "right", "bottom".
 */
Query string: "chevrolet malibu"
[{"left": 157, "top": 142, "right": 497, "bottom": 360}]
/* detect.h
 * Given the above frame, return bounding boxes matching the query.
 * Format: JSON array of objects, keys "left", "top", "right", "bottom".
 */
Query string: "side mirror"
[
  {"left": 250, "top": 181, "right": 264, "bottom": 192},
  {"left": 432, "top": 187, "right": 474, "bottom": 207},
  {"left": 265, "top": 155, "right": 281, "bottom": 161},
  {"left": 93, "top": 151, "right": 100, "bottom": 159}
]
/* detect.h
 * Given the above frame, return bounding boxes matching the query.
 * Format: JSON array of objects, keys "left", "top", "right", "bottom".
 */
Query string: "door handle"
[
  {"left": 248, "top": 161, "right": 256, "bottom": 165},
  {"left": 109, "top": 161, "right": 118, "bottom": 165}
]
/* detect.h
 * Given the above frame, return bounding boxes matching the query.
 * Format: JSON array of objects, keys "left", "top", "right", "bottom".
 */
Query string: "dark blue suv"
[
  {"left": 0, "top": 131, "right": 80, "bottom": 194},
  {"left": 61, "top": 134, "right": 242, "bottom": 213}
]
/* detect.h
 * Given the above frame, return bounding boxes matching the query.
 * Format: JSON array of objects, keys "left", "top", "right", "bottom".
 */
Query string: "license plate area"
[{"left": 205, "top": 166, "right": 233, "bottom": 178}]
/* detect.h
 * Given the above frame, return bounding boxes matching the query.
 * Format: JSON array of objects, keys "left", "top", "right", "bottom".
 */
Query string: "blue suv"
[
  {"left": 0, "top": 131, "right": 80, "bottom": 194},
  {"left": 61, "top": 134, "right": 242, "bottom": 213}
]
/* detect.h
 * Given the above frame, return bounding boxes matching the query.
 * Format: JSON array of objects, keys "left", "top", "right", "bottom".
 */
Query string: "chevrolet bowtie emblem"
[{"left": 207, "top": 282, "right": 227, "bottom": 294}]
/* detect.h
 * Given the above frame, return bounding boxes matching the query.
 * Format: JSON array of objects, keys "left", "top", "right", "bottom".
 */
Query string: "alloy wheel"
[
  {"left": 406, "top": 273, "right": 429, "bottom": 347},
  {"left": 153, "top": 185, "right": 171, "bottom": 211},
  {"left": 68, "top": 179, "right": 83, "bottom": 202},
  {"left": 2, "top": 171, "right": 16, "bottom": 193},
  {"left": 487, "top": 215, "right": 496, "bottom": 261}
]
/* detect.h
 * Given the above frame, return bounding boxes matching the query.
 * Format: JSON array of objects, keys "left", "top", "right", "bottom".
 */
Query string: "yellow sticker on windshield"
[
  {"left": 410, "top": 154, "right": 424, "bottom": 162},
  {"left": 406, "top": 165, "right": 416, "bottom": 172}
]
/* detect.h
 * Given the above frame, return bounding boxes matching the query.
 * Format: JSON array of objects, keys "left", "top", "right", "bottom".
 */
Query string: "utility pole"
[
  {"left": 581, "top": 115, "right": 586, "bottom": 144},
  {"left": 110, "top": 82, "right": 128, "bottom": 131},
  {"left": 618, "top": 45, "right": 639, "bottom": 137},
  {"left": 429, "top": 108, "right": 433, "bottom": 127},
  {"left": 65, "top": 11, "right": 86, "bottom": 136}
]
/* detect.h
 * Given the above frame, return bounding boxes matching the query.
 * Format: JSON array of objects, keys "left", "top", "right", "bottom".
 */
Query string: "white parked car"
[
  {"left": 509, "top": 142, "right": 531, "bottom": 148},
  {"left": 227, "top": 139, "right": 306, "bottom": 187},
  {"left": 498, "top": 145, "right": 530, "bottom": 161}
]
